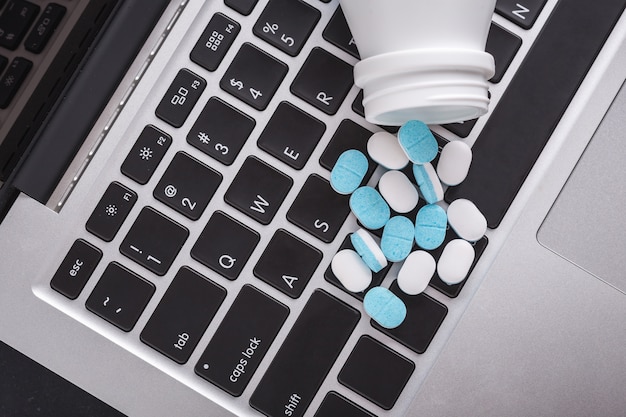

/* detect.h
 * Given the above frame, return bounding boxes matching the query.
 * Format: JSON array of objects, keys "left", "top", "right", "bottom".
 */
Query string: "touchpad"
[{"left": 538, "top": 81, "right": 626, "bottom": 294}]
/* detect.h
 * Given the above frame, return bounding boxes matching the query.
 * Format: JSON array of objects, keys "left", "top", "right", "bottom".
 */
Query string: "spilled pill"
[
  {"left": 381, "top": 216, "right": 414, "bottom": 262},
  {"left": 330, "top": 149, "right": 369, "bottom": 195},
  {"left": 367, "top": 131, "right": 409, "bottom": 170},
  {"left": 447, "top": 199, "right": 487, "bottom": 242},
  {"left": 412, "top": 163, "right": 444, "bottom": 204},
  {"left": 350, "top": 186, "right": 391, "bottom": 230},
  {"left": 414, "top": 204, "right": 447, "bottom": 250},
  {"left": 363, "top": 286, "right": 407, "bottom": 329},
  {"left": 331, "top": 249, "right": 373, "bottom": 293},
  {"left": 437, "top": 239, "right": 475, "bottom": 285},
  {"left": 437, "top": 140, "right": 472, "bottom": 186},
  {"left": 397, "top": 120, "right": 438, "bottom": 164},
  {"left": 397, "top": 250, "right": 436, "bottom": 295},
  {"left": 378, "top": 170, "right": 419, "bottom": 214},
  {"left": 350, "top": 228, "right": 388, "bottom": 273}
]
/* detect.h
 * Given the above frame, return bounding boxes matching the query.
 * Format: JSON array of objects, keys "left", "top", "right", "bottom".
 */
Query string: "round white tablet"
[
  {"left": 437, "top": 239, "right": 475, "bottom": 285},
  {"left": 367, "top": 131, "right": 409, "bottom": 170},
  {"left": 397, "top": 250, "right": 436, "bottom": 295},
  {"left": 437, "top": 140, "right": 472, "bottom": 186},
  {"left": 331, "top": 249, "right": 373, "bottom": 292},
  {"left": 378, "top": 170, "right": 419, "bottom": 213},
  {"left": 447, "top": 198, "right": 487, "bottom": 242}
]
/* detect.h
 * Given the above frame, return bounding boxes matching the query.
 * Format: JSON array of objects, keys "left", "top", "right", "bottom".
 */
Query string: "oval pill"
[
  {"left": 397, "top": 120, "right": 438, "bottom": 164},
  {"left": 378, "top": 170, "right": 419, "bottom": 214},
  {"left": 447, "top": 199, "right": 487, "bottom": 242},
  {"left": 363, "top": 286, "right": 407, "bottom": 329},
  {"left": 349, "top": 186, "right": 391, "bottom": 230},
  {"left": 381, "top": 216, "right": 414, "bottom": 262},
  {"left": 331, "top": 249, "right": 373, "bottom": 293},
  {"left": 412, "top": 163, "right": 444, "bottom": 204},
  {"left": 367, "top": 131, "right": 409, "bottom": 170},
  {"left": 397, "top": 250, "right": 436, "bottom": 295},
  {"left": 437, "top": 140, "right": 472, "bottom": 186},
  {"left": 437, "top": 239, "right": 475, "bottom": 285},
  {"left": 350, "top": 228, "right": 388, "bottom": 273},
  {"left": 330, "top": 149, "right": 369, "bottom": 195},
  {"left": 414, "top": 204, "right": 447, "bottom": 250}
]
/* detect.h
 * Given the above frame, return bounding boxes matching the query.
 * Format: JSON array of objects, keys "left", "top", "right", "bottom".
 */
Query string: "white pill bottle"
[{"left": 339, "top": 0, "right": 496, "bottom": 126}]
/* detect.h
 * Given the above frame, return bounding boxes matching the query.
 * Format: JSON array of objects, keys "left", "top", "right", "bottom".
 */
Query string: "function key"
[
  {"left": 0, "top": 57, "right": 32, "bottom": 109},
  {"left": 187, "top": 96, "right": 255, "bottom": 166},
  {"left": 121, "top": 125, "right": 171, "bottom": 184},
  {"left": 24, "top": 3, "right": 66, "bottom": 53},
  {"left": 155, "top": 68, "right": 206, "bottom": 128},
  {"left": 0, "top": 0, "right": 40, "bottom": 50},
  {"left": 495, "top": 0, "right": 548, "bottom": 29},
  {"left": 253, "top": 0, "right": 321, "bottom": 57},
  {"left": 220, "top": 42, "right": 288, "bottom": 111},
  {"left": 486, "top": 22, "right": 522, "bottom": 83},
  {"left": 224, "top": 0, "right": 258, "bottom": 16},
  {"left": 50, "top": 239, "right": 102, "bottom": 300},
  {"left": 322, "top": 6, "right": 360, "bottom": 59},
  {"left": 314, "top": 392, "right": 375, "bottom": 417},
  {"left": 291, "top": 47, "right": 353, "bottom": 115},
  {"left": 190, "top": 13, "right": 240, "bottom": 72},
  {"left": 85, "top": 182, "right": 137, "bottom": 242}
]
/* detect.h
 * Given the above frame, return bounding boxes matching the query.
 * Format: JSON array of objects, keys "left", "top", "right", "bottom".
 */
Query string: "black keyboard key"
[
  {"left": 24, "top": 3, "right": 66, "bottom": 53},
  {"left": 287, "top": 174, "right": 350, "bottom": 243},
  {"left": 291, "top": 47, "right": 353, "bottom": 115},
  {"left": 85, "top": 182, "right": 137, "bottom": 242},
  {"left": 319, "top": 119, "right": 374, "bottom": 178},
  {"left": 190, "top": 13, "right": 240, "bottom": 72},
  {"left": 322, "top": 6, "right": 359, "bottom": 59},
  {"left": 85, "top": 262, "right": 155, "bottom": 332},
  {"left": 155, "top": 68, "right": 206, "bottom": 128},
  {"left": 253, "top": 0, "right": 320, "bottom": 57},
  {"left": 314, "top": 392, "right": 375, "bottom": 417},
  {"left": 120, "top": 207, "right": 189, "bottom": 276},
  {"left": 50, "top": 239, "right": 102, "bottom": 300},
  {"left": 220, "top": 42, "right": 288, "bottom": 110},
  {"left": 250, "top": 290, "right": 360, "bottom": 417},
  {"left": 224, "top": 156, "right": 293, "bottom": 225},
  {"left": 485, "top": 22, "right": 522, "bottom": 83},
  {"left": 0, "top": 57, "right": 32, "bottom": 109},
  {"left": 195, "top": 285, "right": 289, "bottom": 396},
  {"left": 257, "top": 101, "right": 325, "bottom": 170},
  {"left": 141, "top": 267, "right": 226, "bottom": 364},
  {"left": 187, "top": 96, "right": 255, "bottom": 166},
  {"left": 0, "top": 0, "right": 40, "bottom": 50},
  {"left": 496, "top": 0, "right": 548, "bottom": 29},
  {"left": 191, "top": 210, "right": 260, "bottom": 280},
  {"left": 448, "top": 0, "right": 626, "bottom": 228},
  {"left": 253, "top": 229, "right": 322, "bottom": 298},
  {"left": 153, "top": 152, "right": 222, "bottom": 220},
  {"left": 224, "top": 0, "right": 257, "bottom": 16},
  {"left": 121, "top": 125, "right": 171, "bottom": 184},
  {"left": 338, "top": 335, "right": 414, "bottom": 410},
  {"left": 0, "top": 54, "right": 7, "bottom": 73}
]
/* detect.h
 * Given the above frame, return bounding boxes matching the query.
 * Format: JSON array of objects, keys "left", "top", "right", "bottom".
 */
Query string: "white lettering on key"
[
  {"left": 229, "top": 337, "right": 262, "bottom": 383},
  {"left": 284, "top": 393, "right": 301, "bottom": 416},
  {"left": 282, "top": 275, "right": 298, "bottom": 289},
  {"left": 316, "top": 92, "right": 333, "bottom": 106},
  {"left": 250, "top": 195, "right": 270, "bottom": 214},
  {"left": 173, "top": 332, "right": 189, "bottom": 351},
  {"left": 314, "top": 219, "right": 329, "bottom": 233},
  {"left": 219, "top": 255, "right": 237, "bottom": 269},
  {"left": 512, "top": 3, "right": 530, "bottom": 19},
  {"left": 283, "top": 147, "right": 300, "bottom": 161}
]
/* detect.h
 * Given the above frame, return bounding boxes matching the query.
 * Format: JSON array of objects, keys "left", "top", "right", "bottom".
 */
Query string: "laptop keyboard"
[{"left": 44, "top": 0, "right": 626, "bottom": 415}]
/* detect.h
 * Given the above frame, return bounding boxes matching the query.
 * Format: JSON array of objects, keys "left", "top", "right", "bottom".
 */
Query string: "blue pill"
[
  {"left": 412, "top": 163, "right": 444, "bottom": 204},
  {"left": 349, "top": 186, "right": 390, "bottom": 230},
  {"left": 363, "top": 286, "right": 407, "bottom": 329},
  {"left": 397, "top": 120, "right": 438, "bottom": 164},
  {"left": 330, "top": 149, "right": 369, "bottom": 195},
  {"left": 350, "top": 229, "right": 387, "bottom": 273},
  {"left": 380, "top": 216, "right": 414, "bottom": 262},
  {"left": 415, "top": 204, "right": 447, "bottom": 250}
]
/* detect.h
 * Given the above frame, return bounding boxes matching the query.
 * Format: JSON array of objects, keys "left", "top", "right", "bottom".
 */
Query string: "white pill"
[
  {"left": 397, "top": 251, "right": 436, "bottom": 295},
  {"left": 437, "top": 239, "right": 475, "bottom": 285},
  {"left": 331, "top": 249, "right": 373, "bottom": 292},
  {"left": 367, "top": 131, "right": 410, "bottom": 170},
  {"left": 378, "top": 170, "right": 419, "bottom": 213},
  {"left": 447, "top": 199, "right": 487, "bottom": 241},
  {"left": 437, "top": 140, "right": 472, "bottom": 186}
]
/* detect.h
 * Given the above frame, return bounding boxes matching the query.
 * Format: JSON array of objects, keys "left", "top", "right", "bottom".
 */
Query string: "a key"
[
  {"left": 153, "top": 152, "right": 222, "bottom": 220},
  {"left": 314, "top": 392, "right": 376, "bottom": 417},
  {"left": 291, "top": 47, "right": 353, "bottom": 115},
  {"left": 155, "top": 68, "right": 206, "bottom": 128},
  {"left": 119, "top": 207, "right": 189, "bottom": 276},
  {"left": 257, "top": 101, "right": 325, "bottom": 170},
  {"left": 0, "top": 57, "right": 32, "bottom": 109},
  {"left": 250, "top": 290, "right": 360, "bottom": 417},
  {"left": 85, "top": 262, "right": 155, "bottom": 332},
  {"left": 187, "top": 96, "right": 255, "bottom": 166},
  {"left": 286, "top": 174, "right": 350, "bottom": 243},
  {"left": 224, "top": 0, "right": 258, "bottom": 16},
  {"left": 24, "top": 3, "right": 66, "bottom": 53},
  {"left": 322, "top": 6, "right": 360, "bottom": 59},
  {"left": 253, "top": 229, "right": 322, "bottom": 298},
  {"left": 190, "top": 210, "right": 260, "bottom": 280},
  {"left": 50, "top": 239, "right": 102, "bottom": 300},
  {"left": 319, "top": 119, "right": 374, "bottom": 180},
  {"left": 85, "top": 182, "right": 137, "bottom": 242},
  {"left": 190, "top": 13, "right": 240, "bottom": 72},
  {"left": 224, "top": 156, "right": 293, "bottom": 225},
  {"left": 338, "top": 335, "right": 414, "bottom": 410},
  {"left": 220, "top": 42, "right": 288, "bottom": 111},
  {"left": 496, "top": 0, "right": 548, "bottom": 29},
  {"left": 252, "top": 0, "right": 321, "bottom": 57},
  {"left": 0, "top": 0, "right": 40, "bottom": 50},
  {"left": 121, "top": 125, "right": 171, "bottom": 185},
  {"left": 485, "top": 22, "right": 522, "bottom": 83},
  {"left": 195, "top": 285, "right": 289, "bottom": 396},
  {"left": 140, "top": 267, "right": 227, "bottom": 364}
]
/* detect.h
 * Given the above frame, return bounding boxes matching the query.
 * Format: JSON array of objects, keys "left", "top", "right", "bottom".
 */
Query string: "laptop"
[{"left": 1, "top": 0, "right": 625, "bottom": 416}]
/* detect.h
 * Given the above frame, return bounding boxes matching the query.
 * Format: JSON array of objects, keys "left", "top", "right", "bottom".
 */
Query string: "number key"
[{"left": 156, "top": 69, "right": 206, "bottom": 128}]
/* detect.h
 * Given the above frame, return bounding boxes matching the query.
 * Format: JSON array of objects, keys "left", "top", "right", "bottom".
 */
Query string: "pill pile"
[{"left": 329, "top": 120, "right": 486, "bottom": 329}]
